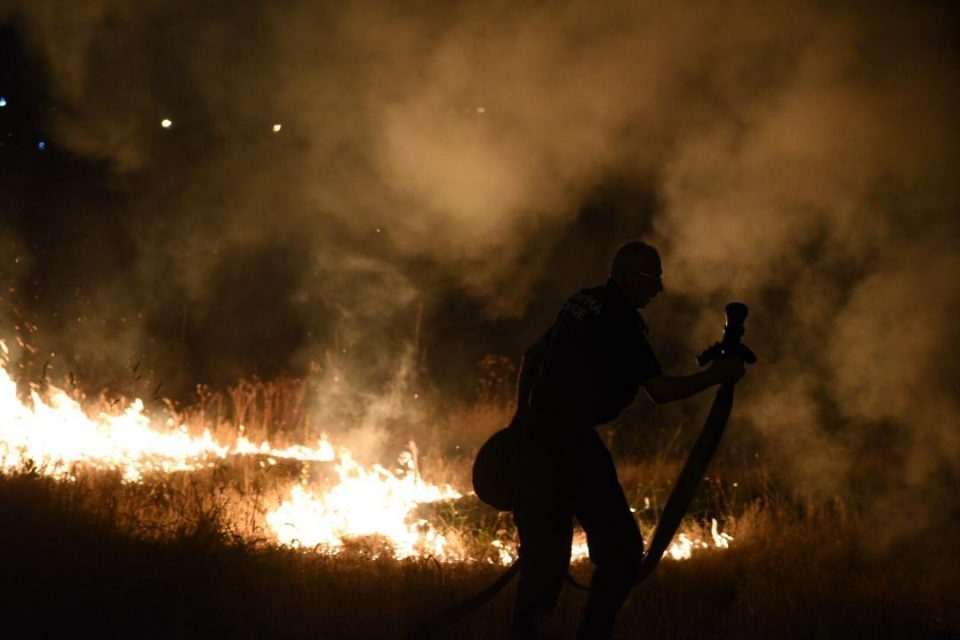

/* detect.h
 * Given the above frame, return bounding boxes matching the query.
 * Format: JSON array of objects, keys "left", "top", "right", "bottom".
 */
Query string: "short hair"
[{"left": 611, "top": 241, "right": 661, "bottom": 281}]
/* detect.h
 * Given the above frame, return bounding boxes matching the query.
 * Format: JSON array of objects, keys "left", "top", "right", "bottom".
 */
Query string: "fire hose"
[{"left": 405, "top": 303, "right": 755, "bottom": 639}]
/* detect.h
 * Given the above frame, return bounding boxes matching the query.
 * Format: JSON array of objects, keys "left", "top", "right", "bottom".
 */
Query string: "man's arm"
[{"left": 643, "top": 358, "right": 744, "bottom": 404}]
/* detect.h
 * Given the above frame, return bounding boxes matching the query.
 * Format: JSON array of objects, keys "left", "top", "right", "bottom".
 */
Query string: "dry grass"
[
  {"left": 1, "top": 377, "right": 957, "bottom": 638},
  {"left": 1, "top": 468, "right": 956, "bottom": 639}
]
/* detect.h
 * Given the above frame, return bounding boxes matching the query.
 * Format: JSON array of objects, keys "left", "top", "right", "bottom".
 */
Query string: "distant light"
[
  {"left": 272, "top": 123, "right": 282, "bottom": 133},
  {"left": 0, "top": 97, "right": 7, "bottom": 108},
  {"left": 37, "top": 141, "right": 46, "bottom": 151},
  {"left": 375, "top": 227, "right": 381, "bottom": 233},
  {"left": 476, "top": 106, "right": 486, "bottom": 114},
  {"left": 161, "top": 118, "right": 173, "bottom": 129}
]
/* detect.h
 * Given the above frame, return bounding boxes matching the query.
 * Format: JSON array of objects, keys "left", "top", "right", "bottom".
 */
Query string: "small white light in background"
[
  {"left": 0, "top": 97, "right": 7, "bottom": 107},
  {"left": 37, "top": 141, "right": 46, "bottom": 151},
  {"left": 476, "top": 106, "right": 486, "bottom": 114},
  {"left": 272, "top": 123, "right": 282, "bottom": 133},
  {"left": 161, "top": 118, "right": 173, "bottom": 129}
]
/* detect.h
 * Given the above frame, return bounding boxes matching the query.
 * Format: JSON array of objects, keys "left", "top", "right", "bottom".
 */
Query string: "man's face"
[{"left": 623, "top": 264, "right": 663, "bottom": 309}]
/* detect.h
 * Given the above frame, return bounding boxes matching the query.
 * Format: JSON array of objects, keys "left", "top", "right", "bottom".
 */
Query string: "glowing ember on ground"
[
  {"left": 482, "top": 521, "right": 733, "bottom": 567},
  {"left": 665, "top": 519, "right": 733, "bottom": 560}
]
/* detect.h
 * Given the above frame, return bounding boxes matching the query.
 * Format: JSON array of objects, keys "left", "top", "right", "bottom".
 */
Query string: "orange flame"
[{"left": 0, "top": 341, "right": 733, "bottom": 562}]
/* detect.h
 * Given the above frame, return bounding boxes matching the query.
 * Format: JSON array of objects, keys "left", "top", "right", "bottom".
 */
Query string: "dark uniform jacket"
[{"left": 517, "top": 280, "right": 661, "bottom": 429}]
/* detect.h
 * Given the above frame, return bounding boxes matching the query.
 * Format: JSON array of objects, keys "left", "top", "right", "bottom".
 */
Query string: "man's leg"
[
  {"left": 511, "top": 424, "right": 577, "bottom": 638},
  {"left": 574, "top": 431, "right": 644, "bottom": 639},
  {"left": 511, "top": 504, "right": 573, "bottom": 638}
]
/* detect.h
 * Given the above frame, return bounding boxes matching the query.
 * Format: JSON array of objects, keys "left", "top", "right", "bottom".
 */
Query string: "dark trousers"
[{"left": 511, "top": 424, "right": 643, "bottom": 639}]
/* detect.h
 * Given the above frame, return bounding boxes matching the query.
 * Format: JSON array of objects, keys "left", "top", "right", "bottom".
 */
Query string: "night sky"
[{"left": 1, "top": 1, "right": 959, "bottom": 546}]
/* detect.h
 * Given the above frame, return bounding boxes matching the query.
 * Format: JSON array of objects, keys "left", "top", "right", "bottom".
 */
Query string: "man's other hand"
[
  {"left": 708, "top": 357, "right": 746, "bottom": 385},
  {"left": 643, "top": 357, "right": 746, "bottom": 404}
]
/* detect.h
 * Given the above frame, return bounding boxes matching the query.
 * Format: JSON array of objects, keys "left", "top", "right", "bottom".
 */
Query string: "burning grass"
[
  {"left": 0, "top": 358, "right": 958, "bottom": 637},
  {"left": 0, "top": 469, "right": 955, "bottom": 639}
]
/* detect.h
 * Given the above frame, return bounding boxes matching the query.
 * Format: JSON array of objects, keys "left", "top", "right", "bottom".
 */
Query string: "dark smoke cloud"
[{"left": 1, "top": 1, "right": 958, "bottom": 545}]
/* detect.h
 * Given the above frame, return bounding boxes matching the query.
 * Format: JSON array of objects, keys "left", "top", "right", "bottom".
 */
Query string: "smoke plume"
[{"left": 1, "top": 0, "right": 958, "bottom": 546}]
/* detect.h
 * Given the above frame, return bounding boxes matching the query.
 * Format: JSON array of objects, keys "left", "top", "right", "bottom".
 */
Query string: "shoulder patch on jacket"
[{"left": 562, "top": 291, "right": 603, "bottom": 320}]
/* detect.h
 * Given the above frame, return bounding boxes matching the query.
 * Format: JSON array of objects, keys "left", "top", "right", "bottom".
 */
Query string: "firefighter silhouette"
[{"left": 494, "top": 241, "right": 744, "bottom": 639}]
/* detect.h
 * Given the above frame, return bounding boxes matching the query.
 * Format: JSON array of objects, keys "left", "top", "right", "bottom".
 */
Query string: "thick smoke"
[{"left": 1, "top": 0, "right": 958, "bottom": 545}]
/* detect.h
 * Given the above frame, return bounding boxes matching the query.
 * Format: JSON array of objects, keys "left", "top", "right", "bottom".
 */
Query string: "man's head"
[{"left": 610, "top": 241, "right": 663, "bottom": 309}]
